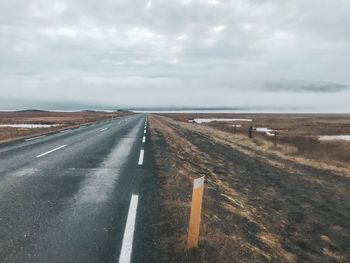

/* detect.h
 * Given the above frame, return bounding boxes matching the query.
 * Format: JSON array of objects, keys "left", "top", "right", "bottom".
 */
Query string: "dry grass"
[
  {"left": 0, "top": 110, "right": 132, "bottom": 143},
  {"left": 149, "top": 114, "right": 350, "bottom": 262},
  {"left": 161, "top": 113, "right": 350, "bottom": 166},
  {"left": 150, "top": 115, "right": 275, "bottom": 262},
  {"left": 166, "top": 116, "right": 350, "bottom": 177}
]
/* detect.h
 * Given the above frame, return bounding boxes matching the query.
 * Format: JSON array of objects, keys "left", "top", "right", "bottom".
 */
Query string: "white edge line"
[
  {"left": 138, "top": 149, "right": 144, "bottom": 165},
  {"left": 36, "top": 145, "right": 67, "bottom": 158},
  {"left": 118, "top": 194, "right": 139, "bottom": 263},
  {"left": 25, "top": 135, "right": 46, "bottom": 141}
]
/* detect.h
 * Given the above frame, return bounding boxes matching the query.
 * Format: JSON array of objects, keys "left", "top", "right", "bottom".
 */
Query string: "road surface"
[{"left": 0, "top": 114, "right": 156, "bottom": 263}]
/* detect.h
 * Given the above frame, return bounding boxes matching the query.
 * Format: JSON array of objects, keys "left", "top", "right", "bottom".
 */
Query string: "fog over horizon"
[{"left": 1, "top": 0, "right": 350, "bottom": 112}]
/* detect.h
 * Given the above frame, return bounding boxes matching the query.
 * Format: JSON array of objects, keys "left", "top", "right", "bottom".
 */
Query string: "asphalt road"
[{"left": 0, "top": 113, "right": 153, "bottom": 263}]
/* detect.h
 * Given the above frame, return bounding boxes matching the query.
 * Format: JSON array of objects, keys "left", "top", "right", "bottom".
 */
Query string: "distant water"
[
  {"left": 319, "top": 135, "right": 350, "bottom": 141},
  {"left": 0, "top": 124, "right": 60, "bottom": 128}
]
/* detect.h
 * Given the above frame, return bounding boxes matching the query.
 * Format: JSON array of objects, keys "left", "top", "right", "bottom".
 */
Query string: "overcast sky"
[{"left": 1, "top": 0, "right": 350, "bottom": 112}]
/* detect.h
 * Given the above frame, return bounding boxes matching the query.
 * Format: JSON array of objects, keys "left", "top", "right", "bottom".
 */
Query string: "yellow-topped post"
[{"left": 187, "top": 176, "right": 205, "bottom": 250}]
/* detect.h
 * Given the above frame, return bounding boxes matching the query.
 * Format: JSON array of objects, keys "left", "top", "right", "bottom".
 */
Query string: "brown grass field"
[
  {"left": 0, "top": 110, "right": 132, "bottom": 143},
  {"left": 161, "top": 113, "right": 350, "bottom": 165},
  {"left": 148, "top": 113, "right": 350, "bottom": 262}
]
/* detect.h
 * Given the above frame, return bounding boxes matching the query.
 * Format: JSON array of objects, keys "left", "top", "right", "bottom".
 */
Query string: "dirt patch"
[{"left": 149, "top": 114, "right": 350, "bottom": 262}]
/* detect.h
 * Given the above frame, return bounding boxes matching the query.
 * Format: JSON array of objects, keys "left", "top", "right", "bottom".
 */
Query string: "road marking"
[
  {"left": 100, "top": 128, "right": 108, "bottom": 132},
  {"left": 138, "top": 149, "right": 144, "bottom": 165},
  {"left": 118, "top": 194, "right": 139, "bottom": 263},
  {"left": 60, "top": 129, "right": 71, "bottom": 133},
  {"left": 144, "top": 129, "right": 146, "bottom": 134},
  {"left": 142, "top": 136, "right": 146, "bottom": 143},
  {"left": 25, "top": 135, "right": 46, "bottom": 141},
  {"left": 37, "top": 145, "right": 67, "bottom": 158}
]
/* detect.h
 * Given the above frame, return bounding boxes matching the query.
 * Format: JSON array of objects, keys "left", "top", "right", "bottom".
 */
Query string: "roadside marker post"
[
  {"left": 274, "top": 131, "right": 277, "bottom": 149},
  {"left": 187, "top": 176, "right": 205, "bottom": 250},
  {"left": 309, "top": 137, "right": 313, "bottom": 155},
  {"left": 248, "top": 125, "right": 253, "bottom": 139}
]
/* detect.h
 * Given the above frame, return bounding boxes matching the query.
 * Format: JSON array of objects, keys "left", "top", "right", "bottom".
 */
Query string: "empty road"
[{"left": 0, "top": 114, "right": 155, "bottom": 263}]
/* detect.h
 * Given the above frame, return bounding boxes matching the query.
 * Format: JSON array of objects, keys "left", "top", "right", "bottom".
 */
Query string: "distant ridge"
[
  {"left": 17, "top": 109, "right": 50, "bottom": 113},
  {"left": 79, "top": 110, "right": 98, "bottom": 113}
]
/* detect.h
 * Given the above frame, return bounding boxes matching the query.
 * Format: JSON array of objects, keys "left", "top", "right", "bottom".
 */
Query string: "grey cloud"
[
  {"left": 0, "top": 0, "right": 350, "bottom": 112},
  {"left": 264, "top": 80, "right": 348, "bottom": 93}
]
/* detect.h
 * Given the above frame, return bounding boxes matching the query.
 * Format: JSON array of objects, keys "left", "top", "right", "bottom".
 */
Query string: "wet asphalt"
[{"left": 0, "top": 113, "right": 155, "bottom": 263}]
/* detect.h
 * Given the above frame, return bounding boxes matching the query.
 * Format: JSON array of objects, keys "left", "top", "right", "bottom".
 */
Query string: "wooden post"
[
  {"left": 187, "top": 176, "right": 205, "bottom": 250},
  {"left": 309, "top": 137, "right": 313, "bottom": 155},
  {"left": 274, "top": 131, "right": 277, "bottom": 149},
  {"left": 248, "top": 126, "right": 253, "bottom": 139}
]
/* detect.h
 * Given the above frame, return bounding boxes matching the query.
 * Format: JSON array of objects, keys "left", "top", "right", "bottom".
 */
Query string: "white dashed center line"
[
  {"left": 100, "top": 128, "right": 108, "bottom": 132},
  {"left": 36, "top": 145, "right": 67, "bottom": 158},
  {"left": 138, "top": 149, "right": 144, "bottom": 165},
  {"left": 25, "top": 135, "right": 46, "bottom": 141},
  {"left": 142, "top": 136, "right": 146, "bottom": 143},
  {"left": 118, "top": 194, "right": 139, "bottom": 263}
]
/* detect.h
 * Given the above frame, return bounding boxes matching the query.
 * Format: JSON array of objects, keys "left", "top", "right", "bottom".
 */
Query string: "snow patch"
[
  {"left": 189, "top": 118, "right": 252, "bottom": 124},
  {"left": 255, "top": 127, "right": 275, "bottom": 136},
  {"left": 318, "top": 135, "right": 350, "bottom": 141}
]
